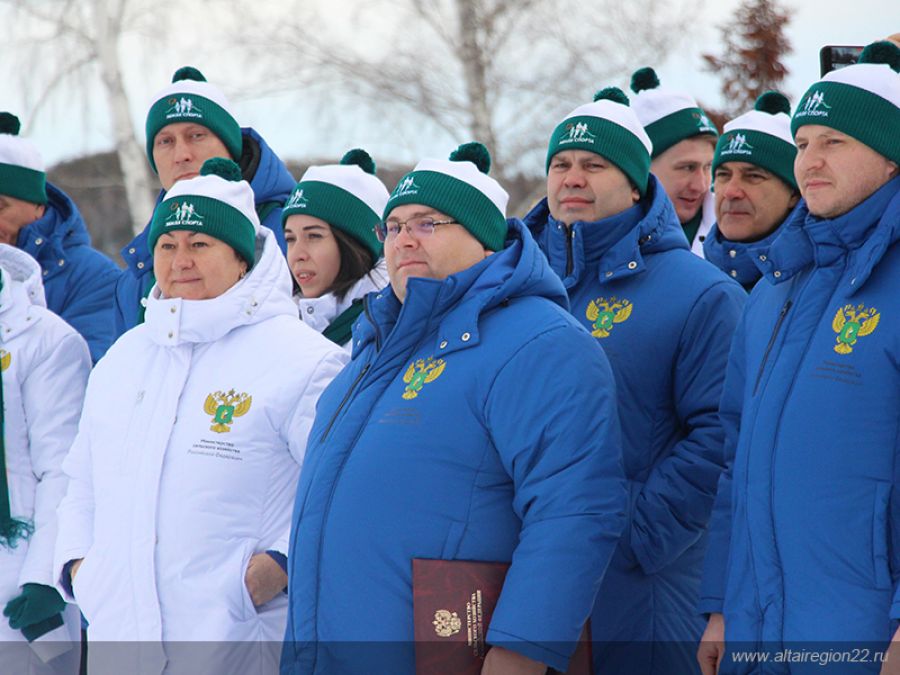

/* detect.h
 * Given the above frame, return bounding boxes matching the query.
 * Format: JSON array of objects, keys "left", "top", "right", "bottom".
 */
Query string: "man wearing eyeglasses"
[
  {"left": 524, "top": 88, "right": 745, "bottom": 674},
  {"left": 281, "top": 143, "right": 628, "bottom": 675}
]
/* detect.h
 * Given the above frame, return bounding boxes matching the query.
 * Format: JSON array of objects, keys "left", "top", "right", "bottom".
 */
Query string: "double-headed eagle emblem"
[
  {"left": 0, "top": 349, "right": 10, "bottom": 372},
  {"left": 432, "top": 609, "right": 462, "bottom": 637},
  {"left": 832, "top": 303, "right": 879, "bottom": 355},
  {"left": 586, "top": 297, "right": 633, "bottom": 338},
  {"left": 203, "top": 389, "right": 252, "bottom": 433},
  {"left": 402, "top": 357, "right": 446, "bottom": 400}
]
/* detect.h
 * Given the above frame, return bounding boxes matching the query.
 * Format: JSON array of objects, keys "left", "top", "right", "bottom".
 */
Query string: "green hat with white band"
[{"left": 0, "top": 113, "right": 47, "bottom": 205}]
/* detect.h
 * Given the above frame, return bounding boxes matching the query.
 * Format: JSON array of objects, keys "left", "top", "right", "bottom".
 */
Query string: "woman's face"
[
  {"left": 284, "top": 215, "right": 342, "bottom": 298},
  {"left": 154, "top": 230, "right": 247, "bottom": 300}
]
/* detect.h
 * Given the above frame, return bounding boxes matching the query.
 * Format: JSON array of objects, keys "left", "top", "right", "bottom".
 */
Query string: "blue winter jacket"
[
  {"left": 15, "top": 182, "right": 121, "bottom": 363},
  {"left": 525, "top": 176, "right": 746, "bottom": 674},
  {"left": 703, "top": 222, "right": 784, "bottom": 292},
  {"left": 700, "top": 176, "right": 900, "bottom": 673},
  {"left": 281, "top": 220, "right": 628, "bottom": 674},
  {"left": 111, "top": 127, "right": 294, "bottom": 337}
]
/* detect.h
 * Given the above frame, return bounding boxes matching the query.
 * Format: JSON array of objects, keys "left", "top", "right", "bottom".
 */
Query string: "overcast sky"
[{"left": 0, "top": 0, "right": 890, "bottom": 168}]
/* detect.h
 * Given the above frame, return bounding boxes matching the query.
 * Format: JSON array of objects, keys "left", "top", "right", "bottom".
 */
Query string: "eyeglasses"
[{"left": 374, "top": 216, "right": 458, "bottom": 243}]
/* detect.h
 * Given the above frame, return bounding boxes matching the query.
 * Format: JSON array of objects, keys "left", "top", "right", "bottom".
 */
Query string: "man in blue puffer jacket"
[
  {"left": 282, "top": 143, "right": 628, "bottom": 675},
  {"left": 524, "top": 87, "right": 745, "bottom": 674},
  {"left": 0, "top": 113, "right": 121, "bottom": 363},
  {"left": 698, "top": 41, "right": 900, "bottom": 675},
  {"left": 112, "top": 66, "right": 295, "bottom": 337}
]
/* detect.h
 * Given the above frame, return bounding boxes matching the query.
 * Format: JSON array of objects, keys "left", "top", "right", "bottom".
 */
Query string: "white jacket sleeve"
[{"left": 17, "top": 331, "right": 91, "bottom": 588}]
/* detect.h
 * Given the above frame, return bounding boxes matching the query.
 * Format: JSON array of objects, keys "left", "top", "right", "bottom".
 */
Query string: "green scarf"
[
  {"left": 0, "top": 277, "right": 34, "bottom": 549},
  {"left": 322, "top": 300, "right": 364, "bottom": 346},
  {"left": 681, "top": 208, "right": 704, "bottom": 248}
]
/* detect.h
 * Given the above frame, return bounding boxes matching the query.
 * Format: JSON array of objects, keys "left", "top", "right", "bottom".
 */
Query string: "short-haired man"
[
  {"left": 112, "top": 66, "right": 296, "bottom": 336},
  {"left": 631, "top": 67, "right": 719, "bottom": 254},
  {"left": 524, "top": 87, "right": 745, "bottom": 673},
  {"left": 698, "top": 41, "right": 900, "bottom": 674},
  {"left": 704, "top": 92, "right": 800, "bottom": 290},
  {"left": 282, "top": 143, "right": 628, "bottom": 675},
  {"left": 0, "top": 113, "right": 121, "bottom": 363}
]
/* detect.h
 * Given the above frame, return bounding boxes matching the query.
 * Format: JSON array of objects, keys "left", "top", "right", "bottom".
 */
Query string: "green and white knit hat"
[
  {"left": 546, "top": 88, "right": 654, "bottom": 195},
  {"left": 713, "top": 92, "right": 797, "bottom": 189},
  {"left": 282, "top": 149, "right": 388, "bottom": 260},
  {"left": 0, "top": 113, "right": 47, "bottom": 205},
  {"left": 145, "top": 67, "right": 242, "bottom": 173},
  {"left": 630, "top": 67, "right": 719, "bottom": 158},
  {"left": 384, "top": 142, "right": 508, "bottom": 251},
  {"left": 792, "top": 41, "right": 900, "bottom": 163},
  {"left": 149, "top": 158, "right": 258, "bottom": 268}
]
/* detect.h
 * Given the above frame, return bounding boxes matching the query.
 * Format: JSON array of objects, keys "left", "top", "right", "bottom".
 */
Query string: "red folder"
[{"left": 412, "top": 558, "right": 592, "bottom": 674}]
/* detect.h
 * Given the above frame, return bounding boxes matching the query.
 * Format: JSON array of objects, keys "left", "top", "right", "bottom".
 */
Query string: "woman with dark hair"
[{"left": 282, "top": 149, "right": 389, "bottom": 350}]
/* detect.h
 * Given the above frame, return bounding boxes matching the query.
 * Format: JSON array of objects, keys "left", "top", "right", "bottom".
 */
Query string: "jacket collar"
[
  {"left": 0, "top": 244, "right": 47, "bottom": 340},
  {"left": 296, "top": 260, "right": 388, "bottom": 332},
  {"left": 16, "top": 183, "right": 91, "bottom": 274},
  {"left": 703, "top": 222, "right": 783, "bottom": 289}
]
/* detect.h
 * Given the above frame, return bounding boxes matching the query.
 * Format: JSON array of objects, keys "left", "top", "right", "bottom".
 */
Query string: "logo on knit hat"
[
  {"left": 586, "top": 297, "right": 633, "bottom": 338},
  {"left": 165, "top": 201, "right": 205, "bottom": 227},
  {"left": 165, "top": 96, "right": 204, "bottom": 120},
  {"left": 695, "top": 112, "right": 717, "bottom": 134},
  {"left": 559, "top": 122, "right": 597, "bottom": 146},
  {"left": 0, "top": 349, "right": 10, "bottom": 372},
  {"left": 286, "top": 188, "right": 309, "bottom": 209},
  {"left": 392, "top": 176, "right": 420, "bottom": 199},
  {"left": 203, "top": 389, "right": 253, "bottom": 433},
  {"left": 401, "top": 357, "right": 446, "bottom": 399},
  {"left": 798, "top": 91, "right": 832, "bottom": 118},
  {"left": 832, "top": 303, "right": 880, "bottom": 355},
  {"left": 722, "top": 133, "right": 754, "bottom": 156}
]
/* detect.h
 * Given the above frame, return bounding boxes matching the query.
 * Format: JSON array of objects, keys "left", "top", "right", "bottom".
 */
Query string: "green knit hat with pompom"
[{"left": 0, "top": 113, "right": 47, "bottom": 205}]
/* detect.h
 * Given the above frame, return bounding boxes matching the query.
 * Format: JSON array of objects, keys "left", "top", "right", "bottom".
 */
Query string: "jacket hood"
[
  {"left": 143, "top": 224, "right": 296, "bottom": 345},
  {"left": 16, "top": 182, "right": 92, "bottom": 253},
  {"left": 355, "top": 219, "right": 569, "bottom": 354},
  {"left": 243, "top": 127, "right": 296, "bottom": 206},
  {"left": 703, "top": 222, "right": 783, "bottom": 289},
  {"left": 0, "top": 244, "right": 48, "bottom": 339}
]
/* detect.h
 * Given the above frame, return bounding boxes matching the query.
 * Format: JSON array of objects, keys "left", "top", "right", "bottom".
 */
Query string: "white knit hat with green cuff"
[
  {"left": 282, "top": 149, "right": 388, "bottom": 260},
  {"left": 145, "top": 66, "right": 243, "bottom": 173},
  {"left": 384, "top": 142, "right": 508, "bottom": 251},
  {"left": 714, "top": 92, "right": 797, "bottom": 189},
  {"left": 149, "top": 158, "right": 259, "bottom": 268},
  {"left": 546, "top": 87, "right": 653, "bottom": 195},
  {"left": 0, "top": 113, "right": 47, "bottom": 205},
  {"left": 630, "top": 67, "right": 718, "bottom": 158},
  {"left": 792, "top": 41, "right": 900, "bottom": 164}
]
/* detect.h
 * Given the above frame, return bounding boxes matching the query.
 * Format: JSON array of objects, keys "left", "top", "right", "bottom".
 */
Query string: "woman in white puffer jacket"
[{"left": 53, "top": 159, "right": 348, "bottom": 675}]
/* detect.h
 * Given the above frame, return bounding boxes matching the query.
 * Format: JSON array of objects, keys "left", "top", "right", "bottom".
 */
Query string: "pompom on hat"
[
  {"left": 145, "top": 67, "right": 243, "bottom": 172},
  {"left": 792, "top": 40, "right": 900, "bottom": 163},
  {"left": 546, "top": 87, "right": 654, "bottom": 195},
  {"left": 0, "top": 113, "right": 47, "bottom": 205},
  {"left": 282, "top": 149, "right": 389, "bottom": 260},
  {"left": 148, "top": 158, "right": 259, "bottom": 268},
  {"left": 383, "top": 142, "right": 509, "bottom": 251},
  {"left": 629, "top": 67, "right": 719, "bottom": 158},
  {"left": 713, "top": 91, "right": 798, "bottom": 189}
]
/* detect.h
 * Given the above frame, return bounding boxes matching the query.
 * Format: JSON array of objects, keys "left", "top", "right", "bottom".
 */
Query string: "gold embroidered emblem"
[
  {"left": 832, "top": 303, "right": 879, "bottom": 355},
  {"left": 586, "top": 297, "right": 633, "bottom": 338},
  {"left": 0, "top": 349, "right": 9, "bottom": 372},
  {"left": 402, "top": 357, "right": 446, "bottom": 400},
  {"left": 432, "top": 609, "right": 462, "bottom": 638},
  {"left": 203, "top": 389, "right": 252, "bottom": 433}
]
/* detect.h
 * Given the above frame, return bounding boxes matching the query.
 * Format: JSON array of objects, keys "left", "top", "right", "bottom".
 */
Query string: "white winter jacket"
[
  {"left": 294, "top": 260, "right": 388, "bottom": 351},
  {"left": 0, "top": 245, "right": 89, "bottom": 666},
  {"left": 53, "top": 227, "right": 347, "bottom": 672}
]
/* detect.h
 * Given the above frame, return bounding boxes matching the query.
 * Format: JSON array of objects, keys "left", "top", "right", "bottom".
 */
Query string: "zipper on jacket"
[
  {"left": 752, "top": 299, "right": 793, "bottom": 395},
  {"left": 320, "top": 363, "right": 370, "bottom": 443},
  {"left": 363, "top": 295, "right": 383, "bottom": 351},
  {"left": 565, "top": 225, "right": 575, "bottom": 277}
]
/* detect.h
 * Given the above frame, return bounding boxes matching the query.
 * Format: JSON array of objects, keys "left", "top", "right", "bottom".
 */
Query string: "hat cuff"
[
  {"left": 792, "top": 81, "right": 900, "bottom": 164},
  {"left": 646, "top": 107, "right": 718, "bottom": 158},
  {"left": 0, "top": 163, "right": 47, "bottom": 204},
  {"left": 282, "top": 181, "right": 383, "bottom": 259},
  {"left": 384, "top": 170, "right": 508, "bottom": 251},
  {"left": 713, "top": 130, "right": 798, "bottom": 189},
  {"left": 145, "top": 94, "right": 243, "bottom": 171},
  {"left": 149, "top": 193, "right": 256, "bottom": 267}
]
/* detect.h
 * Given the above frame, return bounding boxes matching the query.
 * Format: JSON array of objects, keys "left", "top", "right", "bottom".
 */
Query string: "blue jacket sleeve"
[
  {"left": 698, "top": 308, "right": 748, "bottom": 615},
  {"left": 483, "top": 325, "right": 628, "bottom": 672},
  {"left": 260, "top": 204, "right": 287, "bottom": 253},
  {"left": 629, "top": 281, "right": 745, "bottom": 576}
]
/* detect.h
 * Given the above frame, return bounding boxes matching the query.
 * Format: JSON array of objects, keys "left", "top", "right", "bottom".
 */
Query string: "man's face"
[
  {"left": 0, "top": 194, "right": 44, "bottom": 245},
  {"left": 714, "top": 162, "right": 799, "bottom": 242},
  {"left": 651, "top": 136, "right": 715, "bottom": 223},
  {"left": 794, "top": 125, "right": 899, "bottom": 219},
  {"left": 152, "top": 122, "right": 233, "bottom": 191},
  {"left": 547, "top": 150, "right": 639, "bottom": 225},
  {"left": 383, "top": 204, "right": 490, "bottom": 303}
]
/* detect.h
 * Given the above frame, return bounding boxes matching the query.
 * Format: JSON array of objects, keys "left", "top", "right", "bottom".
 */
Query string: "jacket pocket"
[
  {"left": 71, "top": 552, "right": 97, "bottom": 622},
  {"left": 440, "top": 521, "right": 467, "bottom": 559},
  {"left": 237, "top": 546, "right": 258, "bottom": 621},
  {"left": 872, "top": 482, "right": 891, "bottom": 590}
]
